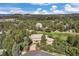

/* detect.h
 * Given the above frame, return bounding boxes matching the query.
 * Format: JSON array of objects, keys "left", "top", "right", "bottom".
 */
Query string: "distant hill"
[{"left": 0, "top": 14, "right": 79, "bottom": 20}]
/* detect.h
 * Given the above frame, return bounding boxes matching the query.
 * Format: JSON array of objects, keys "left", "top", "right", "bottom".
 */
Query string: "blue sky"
[{"left": 0, "top": 3, "right": 79, "bottom": 14}]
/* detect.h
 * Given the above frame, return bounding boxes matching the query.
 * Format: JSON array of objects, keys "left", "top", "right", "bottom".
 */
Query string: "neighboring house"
[
  {"left": 69, "top": 29, "right": 73, "bottom": 33},
  {"left": 0, "top": 19, "right": 15, "bottom": 22},
  {"left": 30, "top": 34, "right": 54, "bottom": 45},
  {"left": 4, "top": 30, "right": 10, "bottom": 35},
  {"left": 0, "top": 49, "right": 6, "bottom": 55},
  {"left": 46, "top": 35, "right": 54, "bottom": 45},
  {"left": 30, "top": 34, "right": 43, "bottom": 44},
  {"left": 5, "top": 19, "right": 15, "bottom": 22},
  {"left": 0, "top": 19, "right": 5, "bottom": 22},
  {"left": 0, "top": 31, "right": 2, "bottom": 35},
  {"left": 55, "top": 30, "right": 60, "bottom": 32}
]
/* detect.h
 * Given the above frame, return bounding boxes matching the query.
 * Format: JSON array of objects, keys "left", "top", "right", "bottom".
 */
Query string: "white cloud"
[
  {"left": 0, "top": 7, "right": 21, "bottom": 11},
  {"left": 30, "top": 3, "right": 51, "bottom": 5},
  {"left": 33, "top": 8, "right": 42, "bottom": 14},
  {"left": 42, "top": 10, "right": 49, "bottom": 14},
  {"left": 33, "top": 8, "right": 49, "bottom": 14},
  {"left": 33, "top": 5, "right": 65, "bottom": 14},
  {"left": 65, "top": 4, "right": 79, "bottom": 13},
  {"left": 50, "top": 5, "right": 65, "bottom": 14},
  {"left": 52, "top": 5, "right": 57, "bottom": 10},
  {"left": 10, "top": 9, "right": 27, "bottom": 14},
  {"left": 71, "top": 3, "right": 79, "bottom": 7},
  {"left": 53, "top": 10, "right": 65, "bottom": 14},
  {"left": 36, "top": 8, "right": 42, "bottom": 11},
  {"left": 0, "top": 7, "right": 28, "bottom": 14},
  {"left": 0, "top": 11, "right": 9, "bottom": 14}
]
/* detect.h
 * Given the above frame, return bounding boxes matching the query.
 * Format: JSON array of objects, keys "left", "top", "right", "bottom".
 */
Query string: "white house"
[
  {"left": 5, "top": 19, "right": 15, "bottom": 22},
  {"left": 0, "top": 19, "right": 15, "bottom": 22},
  {"left": 0, "top": 31, "right": 2, "bottom": 35},
  {"left": 45, "top": 35, "right": 54, "bottom": 45},
  {"left": 0, "top": 49, "right": 6, "bottom": 55},
  {"left": 30, "top": 34, "right": 54, "bottom": 45},
  {"left": 30, "top": 34, "right": 43, "bottom": 44}
]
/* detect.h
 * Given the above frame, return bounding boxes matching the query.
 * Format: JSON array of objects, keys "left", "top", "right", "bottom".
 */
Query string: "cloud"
[
  {"left": 33, "top": 8, "right": 42, "bottom": 14},
  {"left": 50, "top": 5, "right": 58, "bottom": 11},
  {"left": 36, "top": 8, "right": 42, "bottom": 11},
  {"left": 33, "top": 5, "right": 65, "bottom": 14},
  {"left": 50, "top": 5, "right": 65, "bottom": 14},
  {"left": 0, "top": 11, "right": 9, "bottom": 14},
  {"left": 71, "top": 3, "right": 79, "bottom": 7},
  {"left": 65, "top": 4, "right": 79, "bottom": 13},
  {"left": 30, "top": 3, "right": 51, "bottom": 5},
  {"left": 0, "top": 7, "right": 28, "bottom": 14},
  {"left": 53, "top": 10, "right": 65, "bottom": 14},
  {"left": 0, "top": 7, "right": 21, "bottom": 11},
  {"left": 52, "top": 5, "right": 57, "bottom": 10},
  {"left": 10, "top": 8, "right": 27, "bottom": 14},
  {"left": 33, "top": 8, "right": 49, "bottom": 14},
  {"left": 42, "top": 10, "right": 49, "bottom": 14},
  {"left": 50, "top": 4, "right": 79, "bottom": 14}
]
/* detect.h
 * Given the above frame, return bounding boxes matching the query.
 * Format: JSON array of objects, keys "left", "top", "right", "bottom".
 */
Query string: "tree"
[
  {"left": 12, "top": 42, "right": 21, "bottom": 56},
  {"left": 67, "top": 35, "right": 79, "bottom": 47},
  {"left": 41, "top": 34, "right": 47, "bottom": 45},
  {"left": 2, "top": 35, "right": 14, "bottom": 56},
  {"left": 36, "top": 23, "right": 43, "bottom": 31}
]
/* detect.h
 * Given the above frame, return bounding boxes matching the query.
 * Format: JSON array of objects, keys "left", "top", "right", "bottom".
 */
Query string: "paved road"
[{"left": 22, "top": 50, "right": 52, "bottom": 56}]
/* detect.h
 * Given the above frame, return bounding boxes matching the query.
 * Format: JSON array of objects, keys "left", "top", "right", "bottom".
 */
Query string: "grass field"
[{"left": 42, "top": 32, "right": 79, "bottom": 41}]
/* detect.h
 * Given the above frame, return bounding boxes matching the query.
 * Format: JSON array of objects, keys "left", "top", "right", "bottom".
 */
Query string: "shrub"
[
  {"left": 41, "top": 34, "right": 47, "bottom": 45},
  {"left": 67, "top": 35, "right": 79, "bottom": 47}
]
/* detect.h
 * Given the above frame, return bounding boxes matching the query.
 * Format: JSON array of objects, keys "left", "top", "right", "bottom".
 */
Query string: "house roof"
[{"left": 30, "top": 34, "right": 43, "bottom": 40}]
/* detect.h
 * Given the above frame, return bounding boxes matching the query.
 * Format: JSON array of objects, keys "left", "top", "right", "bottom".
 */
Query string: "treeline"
[{"left": 0, "top": 14, "right": 79, "bottom": 32}]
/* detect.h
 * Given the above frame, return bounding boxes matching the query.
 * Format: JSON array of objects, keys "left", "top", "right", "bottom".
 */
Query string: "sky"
[{"left": 0, "top": 3, "right": 79, "bottom": 14}]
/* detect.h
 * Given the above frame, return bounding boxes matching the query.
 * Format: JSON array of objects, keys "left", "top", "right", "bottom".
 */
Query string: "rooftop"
[{"left": 30, "top": 34, "right": 43, "bottom": 40}]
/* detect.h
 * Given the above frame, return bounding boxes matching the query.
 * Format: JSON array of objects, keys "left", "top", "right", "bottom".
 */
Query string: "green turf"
[{"left": 43, "top": 32, "right": 79, "bottom": 41}]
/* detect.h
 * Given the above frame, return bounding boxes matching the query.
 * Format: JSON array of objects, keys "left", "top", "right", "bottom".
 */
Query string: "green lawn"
[{"left": 43, "top": 32, "right": 79, "bottom": 41}]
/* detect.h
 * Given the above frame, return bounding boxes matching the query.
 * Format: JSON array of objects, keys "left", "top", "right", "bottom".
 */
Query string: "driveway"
[
  {"left": 29, "top": 43, "right": 37, "bottom": 51},
  {"left": 22, "top": 50, "right": 52, "bottom": 56}
]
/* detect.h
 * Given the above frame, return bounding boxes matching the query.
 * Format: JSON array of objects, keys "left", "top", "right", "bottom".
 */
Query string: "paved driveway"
[
  {"left": 29, "top": 43, "right": 36, "bottom": 51},
  {"left": 22, "top": 50, "right": 52, "bottom": 56}
]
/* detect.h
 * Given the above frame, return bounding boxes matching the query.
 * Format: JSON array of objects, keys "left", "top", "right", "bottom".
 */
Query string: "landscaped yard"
[
  {"left": 38, "top": 31, "right": 79, "bottom": 56},
  {"left": 43, "top": 32, "right": 79, "bottom": 41}
]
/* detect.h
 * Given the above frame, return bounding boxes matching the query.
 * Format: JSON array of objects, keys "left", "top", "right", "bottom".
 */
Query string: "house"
[
  {"left": 0, "top": 49, "right": 6, "bottom": 55},
  {"left": 30, "top": 34, "right": 54, "bottom": 45},
  {"left": 0, "top": 31, "right": 2, "bottom": 35},
  {"left": 5, "top": 19, "right": 15, "bottom": 22},
  {"left": 0, "top": 19, "right": 15, "bottom": 22},
  {"left": 30, "top": 34, "right": 43, "bottom": 44},
  {"left": 55, "top": 30, "right": 60, "bottom": 32},
  {"left": 46, "top": 35, "right": 54, "bottom": 45}
]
